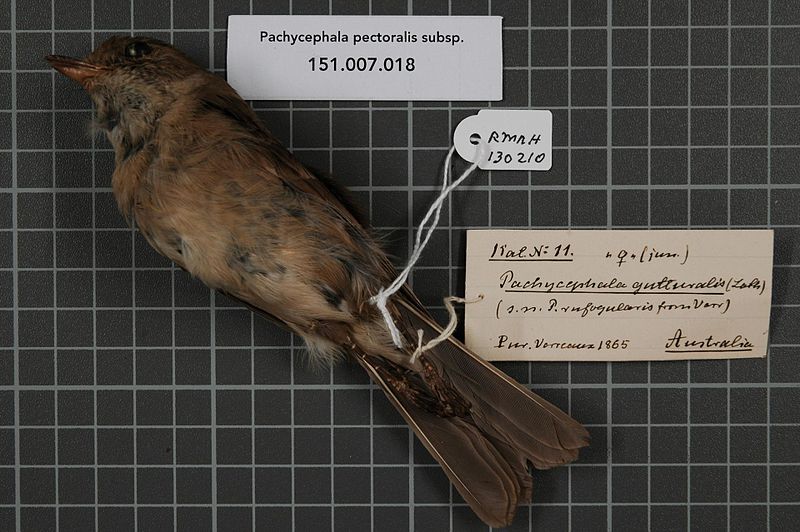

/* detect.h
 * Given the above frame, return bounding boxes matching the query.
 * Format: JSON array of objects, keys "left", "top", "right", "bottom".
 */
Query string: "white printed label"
[
  {"left": 464, "top": 230, "right": 774, "bottom": 361},
  {"left": 454, "top": 110, "right": 553, "bottom": 170},
  {"left": 226, "top": 16, "right": 502, "bottom": 101}
]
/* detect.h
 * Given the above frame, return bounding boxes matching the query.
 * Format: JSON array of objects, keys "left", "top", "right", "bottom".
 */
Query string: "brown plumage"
[{"left": 48, "top": 37, "right": 589, "bottom": 527}]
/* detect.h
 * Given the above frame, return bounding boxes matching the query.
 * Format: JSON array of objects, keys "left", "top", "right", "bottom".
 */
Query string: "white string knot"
[
  {"left": 409, "top": 294, "right": 484, "bottom": 364},
  {"left": 370, "top": 142, "right": 486, "bottom": 350}
]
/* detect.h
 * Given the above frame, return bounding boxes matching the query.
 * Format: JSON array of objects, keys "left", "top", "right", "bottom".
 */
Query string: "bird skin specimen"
[{"left": 48, "top": 37, "right": 589, "bottom": 527}]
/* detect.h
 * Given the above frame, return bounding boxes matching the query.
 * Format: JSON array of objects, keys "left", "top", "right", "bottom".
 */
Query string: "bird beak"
[{"left": 45, "top": 55, "right": 107, "bottom": 87}]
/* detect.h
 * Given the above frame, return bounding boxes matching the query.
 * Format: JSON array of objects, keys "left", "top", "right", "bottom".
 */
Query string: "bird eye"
[{"left": 125, "top": 41, "right": 151, "bottom": 58}]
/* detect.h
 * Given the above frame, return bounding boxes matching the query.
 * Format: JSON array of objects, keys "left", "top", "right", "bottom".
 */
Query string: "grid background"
[{"left": 1, "top": 0, "right": 799, "bottom": 530}]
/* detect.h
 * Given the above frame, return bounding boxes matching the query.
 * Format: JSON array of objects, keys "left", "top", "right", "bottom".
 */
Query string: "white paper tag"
[
  {"left": 464, "top": 230, "right": 774, "bottom": 361},
  {"left": 226, "top": 16, "right": 502, "bottom": 101},
  {"left": 454, "top": 110, "right": 553, "bottom": 170}
]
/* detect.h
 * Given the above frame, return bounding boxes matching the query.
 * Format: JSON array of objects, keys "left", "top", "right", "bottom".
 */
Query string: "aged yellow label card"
[{"left": 464, "top": 230, "right": 774, "bottom": 361}]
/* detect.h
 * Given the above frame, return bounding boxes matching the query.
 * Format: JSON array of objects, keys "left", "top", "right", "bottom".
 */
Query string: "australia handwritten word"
[{"left": 464, "top": 230, "right": 774, "bottom": 361}]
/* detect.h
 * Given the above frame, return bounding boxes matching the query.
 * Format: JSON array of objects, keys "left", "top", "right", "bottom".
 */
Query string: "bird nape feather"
[{"left": 47, "top": 36, "right": 590, "bottom": 528}]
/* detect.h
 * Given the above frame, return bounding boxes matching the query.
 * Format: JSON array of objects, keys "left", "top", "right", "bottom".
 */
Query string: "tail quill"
[
  {"left": 354, "top": 354, "right": 531, "bottom": 527},
  {"left": 354, "top": 299, "right": 589, "bottom": 527}
]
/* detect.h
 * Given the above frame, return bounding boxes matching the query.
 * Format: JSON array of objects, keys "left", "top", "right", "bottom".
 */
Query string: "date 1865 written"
[{"left": 495, "top": 334, "right": 630, "bottom": 351}]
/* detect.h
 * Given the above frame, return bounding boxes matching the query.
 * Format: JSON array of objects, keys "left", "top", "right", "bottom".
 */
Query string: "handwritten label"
[
  {"left": 226, "top": 16, "right": 502, "bottom": 101},
  {"left": 464, "top": 230, "right": 774, "bottom": 361},
  {"left": 454, "top": 110, "right": 552, "bottom": 170}
]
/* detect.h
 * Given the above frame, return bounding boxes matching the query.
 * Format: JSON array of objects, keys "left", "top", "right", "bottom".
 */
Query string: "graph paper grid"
[{"left": 1, "top": 0, "right": 799, "bottom": 530}]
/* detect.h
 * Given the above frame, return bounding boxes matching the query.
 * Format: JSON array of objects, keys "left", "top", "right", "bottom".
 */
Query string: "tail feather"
[
  {"left": 397, "top": 299, "right": 590, "bottom": 455},
  {"left": 432, "top": 355, "right": 584, "bottom": 468},
  {"left": 353, "top": 298, "right": 590, "bottom": 527},
  {"left": 354, "top": 354, "right": 530, "bottom": 527}
]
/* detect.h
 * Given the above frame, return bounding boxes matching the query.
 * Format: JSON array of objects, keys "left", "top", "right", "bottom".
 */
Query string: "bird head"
[{"left": 46, "top": 36, "right": 201, "bottom": 135}]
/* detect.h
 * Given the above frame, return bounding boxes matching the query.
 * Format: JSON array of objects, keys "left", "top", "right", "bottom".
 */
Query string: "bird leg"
[
  {"left": 419, "top": 356, "right": 472, "bottom": 418},
  {"left": 370, "top": 355, "right": 471, "bottom": 418},
  {"left": 373, "top": 363, "right": 438, "bottom": 411}
]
